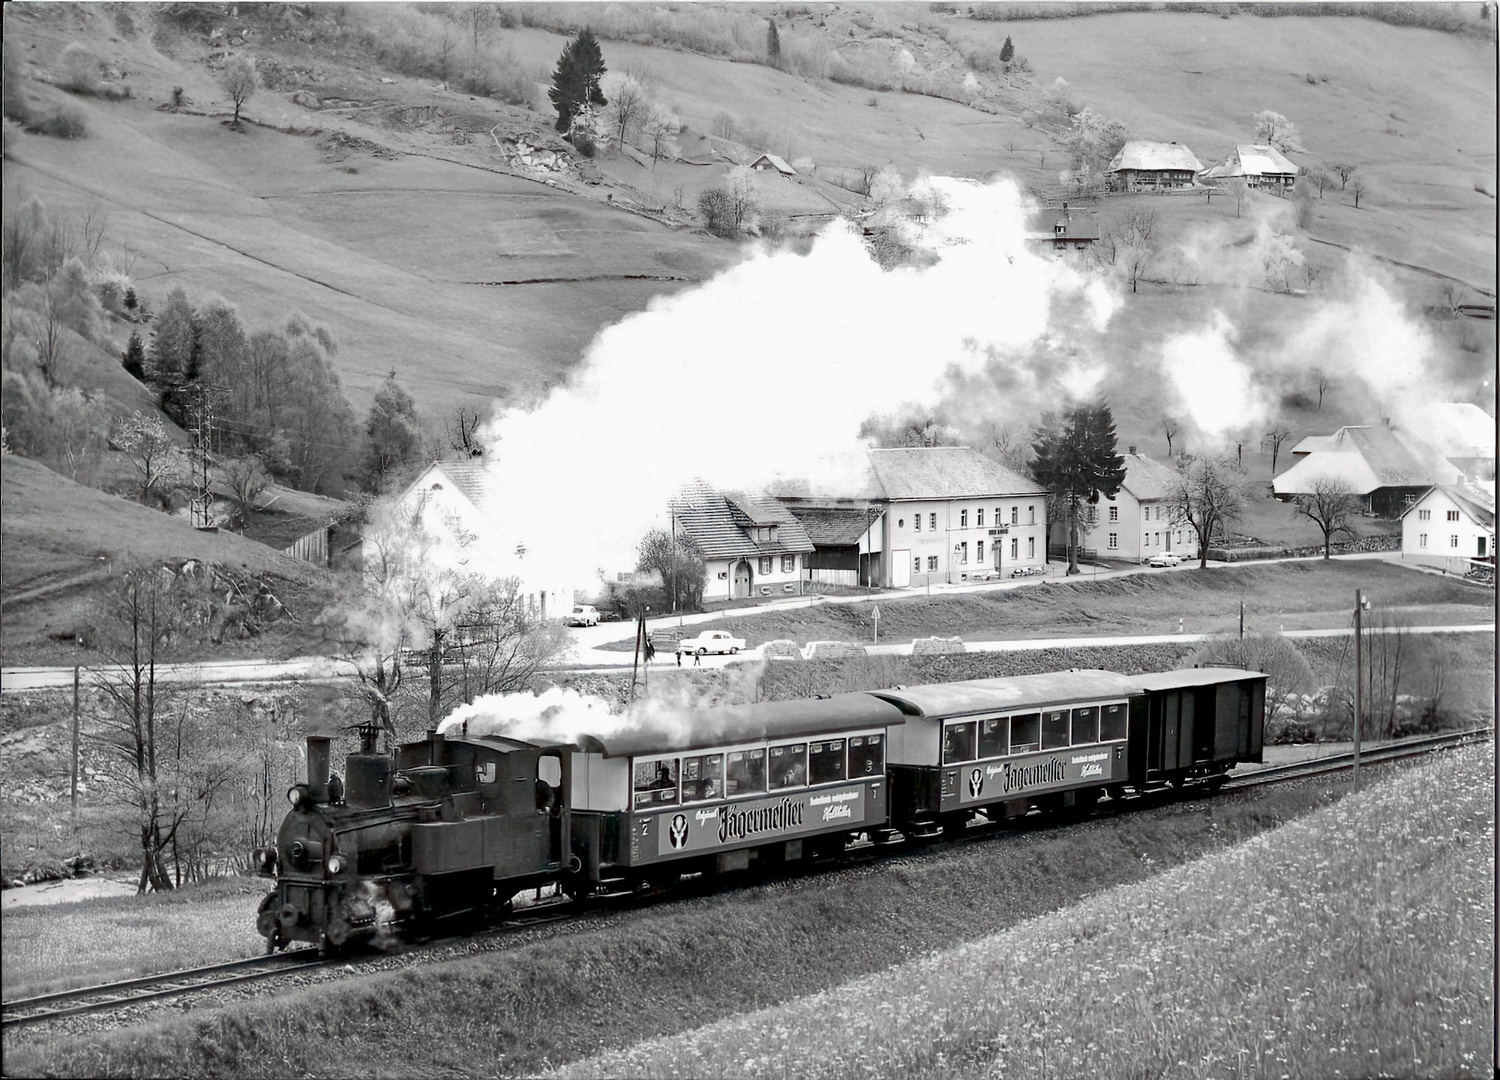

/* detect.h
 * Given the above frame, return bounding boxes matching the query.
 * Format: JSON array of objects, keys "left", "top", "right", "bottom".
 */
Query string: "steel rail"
[{"left": 1, "top": 949, "right": 323, "bottom": 1030}]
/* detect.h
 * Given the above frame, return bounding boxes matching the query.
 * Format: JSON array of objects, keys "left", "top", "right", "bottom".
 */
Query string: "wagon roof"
[
  {"left": 1131, "top": 667, "right": 1267, "bottom": 690},
  {"left": 577, "top": 693, "right": 907, "bottom": 758},
  {"left": 870, "top": 670, "right": 1142, "bottom": 718}
]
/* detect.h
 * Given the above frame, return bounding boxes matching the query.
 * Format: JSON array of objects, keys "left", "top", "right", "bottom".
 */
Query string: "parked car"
[
  {"left": 676, "top": 630, "right": 746, "bottom": 656},
  {"left": 1147, "top": 553, "right": 1184, "bottom": 568},
  {"left": 565, "top": 605, "right": 601, "bottom": 627}
]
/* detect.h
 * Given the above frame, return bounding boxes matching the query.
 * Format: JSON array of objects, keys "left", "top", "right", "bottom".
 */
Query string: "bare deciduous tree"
[
  {"left": 1293, "top": 476, "right": 1361, "bottom": 559},
  {"left": 1167, "top": 454, "right": 1247, "bottom": 568},
  {"left": 609, "top": 74, "right": 649, "bottom": 149},
  {"left": 1191, "top": 633, "right": 1315, "bottom": 728},
  {"left": 1332, "top": 163, "right": 1357, "bottom": 190},
  {"left": 1162, "top": 416, "right": 1179, "bottom": 457},
  {"left": 113, "top": 412, "right": 191, "bottom": 507},
  {"left": 1262, "top": 425, "right": 1293, "bottom": 476},
  {"left": 446, "top": 403, "right": 486, "bottom": 458},
  {"left": 1313, "top": 367, "right": 1332, "bottom": 411},
  {"left": 221, "top": 56, "right": 257, "bottom": 129},
  {"left": 220, "top": 455, "right": 269, "bottom": 528}
]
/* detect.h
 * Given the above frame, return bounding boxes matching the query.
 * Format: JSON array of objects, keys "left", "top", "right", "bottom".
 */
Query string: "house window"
[
  {"left": 960, "top": 509, "right": 968, "bottom": 527},
  {"left": 1028, "top": 537, "right": 1035, "bottom": 558},
  {"left": 1447, "top": 510, "right": 1460, "bottom": 521},
  {"left": 1418, "top": 510, "right": 1431, "bottom": 521},
  {"left": 960, "top": 542, "right": 968, "bottom": 564},
  {"left": 914, "top": 557, "right": 922, "bottom": 574},
  {"left": 1419, "top": 533, "right": 1428, "bottom": 548},
  {"left": 913, "top": 514, "right": 921, "bottom": 532},
  {"left": 927, "top": 556, "right": 939, "bottom": 572},
  {"left": 1028, "top": 505, "right": 1035, "bottom": 525},
  {"left": 781, "top": 554, "right": 795, "bottom": 573},
  {"left": 1109, "top": 533, "right": 1119, "bottom": 549},
  {"left": 1010, "top": 507, "right": 1018, "bottom": 526},
  {"left": 995, "top": 507, "right": 1002, "bottom": 525},
  {"left": 976, "top": 508, "right": 984, "bottom": 527},
  {"left": 929, "top": 513, "right": 937, "bottom": 531},
  {"left": 1010, "top": 538, "right": 1018, "bottom": 560},
  {"left": 1451, "top": 535, "right": 1460, "bottom": 548},
  {"left": 977, "top": 540, "right": 985, "bottom": 562},
  {"left": 1109, "top": 506, "right": 1119, "bottom": 522},
  {"left": 898, "top": 519, "right": 906, "bottom": 529},
  {"left": 1143, "top": 506, "right": 1151, "bottom": 522},
  {"left": 760, "top": 556, "right": 773, "bottom": 575},
  {"left": 1144, "top": 533, "right": 1150, "bottom": 548}
]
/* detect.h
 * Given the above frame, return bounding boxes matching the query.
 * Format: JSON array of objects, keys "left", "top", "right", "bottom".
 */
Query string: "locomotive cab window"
[
  {"left": 1100, "top": 702, "right": 1127, "bottom": 741},
  {"left": 726, "top": 748, "right": 767, "bottom": 796},
  {"left": 633, "top": 757, "right": 680, "bottom": 808},
  {"left": 769, "top": 743, "right": 808, "bottom": 790},
  {"left": 978, "top": 717, "right": 1008, "bottom": 759},
  {"left": 1071, "top": 706, "right": 1099, "bottom": 745},
  {"left": 809, "top": 739, "right": 847, "bottom": 785},
  {"left": 847, "top": 733, "right": 884, "bottom": 777},
  {"left": 942, "top": 721, "right": 978, "bottom": 764},
  {"left": 1010, "top": 713, "right": 1041, "bottom": 754},
  {"left": 681, "top": 753, "right": 725, "bottom": 803},
  {"left": 1041, "top": 710, "right": 1070, "bottom": 750}
]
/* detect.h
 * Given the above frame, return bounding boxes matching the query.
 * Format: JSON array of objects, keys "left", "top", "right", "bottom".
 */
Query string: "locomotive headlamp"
[
  {"left": 327, "top": 855, "right": 345, "bottom": 875},
  {"left": 288, "top": 785, "right": 309, "bottom": 809}
]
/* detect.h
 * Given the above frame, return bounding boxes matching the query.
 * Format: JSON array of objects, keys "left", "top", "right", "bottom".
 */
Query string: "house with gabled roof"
[
  {"left": 1078, "top": 449, "right": 1199, "bottom": 564},
  {"left": 1107, "top": 141, "right": 1204, "bottom": 191},
  {"left": 1273, "top": 421, "right": 1470, "bottom": 518},
  {"left": 770, "top": 446, "right": 1048, "bottom": 589},
  {"left": 750, "top": 153, "right": 796, "bottom": 176},
  {"left": 1201, "top": 144, "right": 1299, "bottom": 191},
  {"left": 1028, "top": 203, "right": 1099, "bottom": 256},
  {"left": 1401, "top": 482, "right": 1496, "bottom": 570},
  {"left": 393, "top": 459, "right": 575, "bottom": 620},
  {"left": 671, "top": 482, "right": 814, "bottom": 601}
]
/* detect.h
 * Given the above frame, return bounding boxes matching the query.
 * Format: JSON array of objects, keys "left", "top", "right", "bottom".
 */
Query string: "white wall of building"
[
  {"left": 883, "top": 496, "right": 1047, "bottom": 586},
  {"left": 1401, "top": 489, "right": 1494, "bottom": 571}
]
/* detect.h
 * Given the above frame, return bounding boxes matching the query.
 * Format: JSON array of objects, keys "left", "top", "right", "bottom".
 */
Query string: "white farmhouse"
[
  {"left": 1399, "top": 483, "right": 1496, "bottom": 571},
  {"left": 1078, "top": 450, "right": 1198, "bottom": 564}
]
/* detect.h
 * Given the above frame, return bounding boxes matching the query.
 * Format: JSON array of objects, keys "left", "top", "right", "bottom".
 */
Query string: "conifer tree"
[
  {"left": 767, "top": 18, "right": 781, "bottom": 62},
  {"left": 1000, "top": 35, "right": 1015, "bottom": 63},
  {"left": 122, "top": 331, "right": 146, "bottom": 380},
  {"left": 1029, "top": 400, "right": 1126, "bottom": 576},
  {"left": 548, "top": 30, "right": 608, "bottom": 136}
]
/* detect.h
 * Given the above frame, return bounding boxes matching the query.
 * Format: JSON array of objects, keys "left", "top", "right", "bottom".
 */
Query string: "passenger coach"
[
  {"left": 873, "top": 670, "right": 1142, "bottom": 835},
  {"left": 566, "top": 694, "right": 907, "bottom": 889}
]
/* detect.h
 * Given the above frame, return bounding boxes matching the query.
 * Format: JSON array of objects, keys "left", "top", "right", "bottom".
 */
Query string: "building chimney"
[{"left": 1128, "top": 445, "right": 1137, "bottom": 455}]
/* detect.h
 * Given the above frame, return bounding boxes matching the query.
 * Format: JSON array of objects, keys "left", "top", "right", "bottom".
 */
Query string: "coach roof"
[
  {"left": 870, "top": 670, "right": 1143, "bottom": 718},
  {"left": 1131, "top": 667, "right": 1267, "bottom": 690},
  {"left": 576, "top": 693, "right": 906, "bottom": 758}
]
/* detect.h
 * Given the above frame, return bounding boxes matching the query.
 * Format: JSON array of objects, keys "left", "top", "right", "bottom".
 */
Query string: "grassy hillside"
[{"left": 3, "top": 3, "right": 1491, "bottom": 428}]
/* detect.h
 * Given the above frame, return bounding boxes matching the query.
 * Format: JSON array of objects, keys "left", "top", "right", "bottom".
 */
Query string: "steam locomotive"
[{"left": 256, "top": 666, "right": 1265, "bottom": 952}]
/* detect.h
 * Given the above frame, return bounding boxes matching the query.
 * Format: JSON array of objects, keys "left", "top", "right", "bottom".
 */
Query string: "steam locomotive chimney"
[{"left": 306, "top": 736, "right": 331, "bottom": 804}]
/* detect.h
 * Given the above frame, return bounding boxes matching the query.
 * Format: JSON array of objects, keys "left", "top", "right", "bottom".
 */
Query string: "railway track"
[
  {"left": 4, "top": 728, "right": 1485, "bottom": 1033},
  {"left": 1, "top": 949, "right": 325, "bottom": 1030}
]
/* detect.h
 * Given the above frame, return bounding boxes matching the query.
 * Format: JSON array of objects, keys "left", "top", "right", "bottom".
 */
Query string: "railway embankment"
[{"left": 2, "top": 749, "right": 1460, "bottom": 1078}]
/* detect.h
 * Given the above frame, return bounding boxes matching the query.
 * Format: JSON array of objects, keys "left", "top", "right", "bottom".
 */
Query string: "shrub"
[
  {"left": 33, "top": 100, "right": 88, "bottom": 139},
  {"left": 58, "top": 44, "right": 103, "bottom": 95},
  {"left": 697, "top": 187, "right": 733, "bottom": 237}
]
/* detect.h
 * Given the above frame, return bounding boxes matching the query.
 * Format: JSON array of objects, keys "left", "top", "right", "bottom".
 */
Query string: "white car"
[
  {"left": 565, "top": 605, "right": 601, "bottom": 627},
  {"left": 1147, "top": 553, "right": 1184, "bottom": 568},
  {"left": 676, "top": 630, "right": 746, "bottom": 656}
]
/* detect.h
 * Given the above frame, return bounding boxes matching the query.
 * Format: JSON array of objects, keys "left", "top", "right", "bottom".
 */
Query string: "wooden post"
[
  {"left": 71, "top": 665, "right": 80, "bottom": 831},
  {"left": 1353, "top": 590, "right": 1364, "bottom": 795}
]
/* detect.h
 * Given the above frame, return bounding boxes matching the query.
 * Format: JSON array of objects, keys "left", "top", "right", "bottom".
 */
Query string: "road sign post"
[{"left": 871, "top": 605, "right": 880, "bottom": 644}]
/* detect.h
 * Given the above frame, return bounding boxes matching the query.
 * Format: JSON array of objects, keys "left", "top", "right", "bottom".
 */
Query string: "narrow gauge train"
[{"left": 256, "top": 666, "right": 1265, "bottom": 952}]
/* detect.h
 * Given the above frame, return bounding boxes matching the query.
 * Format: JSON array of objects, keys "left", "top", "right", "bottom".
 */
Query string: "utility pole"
[
  {"left": 1239, "top": 601, "right": 1245, "bottom": 640},
  {"left": 70, "top": 665, "right": 80, "bottom": 831},
  {"left": 1353, "top": 589, "right": 1367, "bottom": 794}
]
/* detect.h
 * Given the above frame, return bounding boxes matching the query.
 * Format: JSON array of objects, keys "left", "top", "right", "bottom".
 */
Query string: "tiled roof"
[
  {"left": 671, "top": 482, "right": 813, "bottom": 561},
  {"left": 1108, "top": 141, "right": 1203, "bottom": 174},
  {"left": 1397, "top": 402, "right": 1496, "bottom": 461},
  {"left": 1119, "top": 454, "right": 1182, "bottom": 502},
  {"left": 1342, "top": 427, "right": 1434, "bottom": 485},
  {"left": 1273, "top": 425, "right": 1436, "bottom": 497},
  {"left": 790, "top": 507, "right": 882, "bottom": 545},
  {"left": 868, "top": 447, "right": 1046, "bottom": 500}
]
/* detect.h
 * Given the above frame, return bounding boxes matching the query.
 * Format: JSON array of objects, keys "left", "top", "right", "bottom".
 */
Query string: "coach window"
[
  {"left": 681, "top": 753, "right": 725, "bottom": 803},
  {"left": 1100, "top": 702, "right": 1128, "bottom": 741},
  {"left": 632, "top": 757, "right": 679, "bottom": 809},
  {"left": 942, "top": 721, "right": 977, "bottom": 764},
  {"left": 847, "top": 733, "right": 884, "bottom": 777},
  {"left": 1071, "top": 706, "right": 1099, "bottom": 745},
  {"left": 726, "top": 748, "right": 767, "bottom": 796},
  {"left": 809, "top": 739, "right": 847, "bottom": 785},
  {"left": 769, "top": 743, "right": 808, "bottom": 790},
  {"left": 978, "top": 716, "right": 1008, "bottom": 758},
  {"left": 1010, "top": 713, "right": 1040, "bottom": 753},
  {"left": 1040, "top": 709, "right": 1070, "bottom": 751}
]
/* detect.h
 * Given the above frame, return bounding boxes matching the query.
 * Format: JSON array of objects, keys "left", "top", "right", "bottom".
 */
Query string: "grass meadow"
[
  {"left": 1, "top": 878, "right": 270, "bottom": 999},
  {"left": 551, "top": 744, "right": 1494, "bottom": 1080}
]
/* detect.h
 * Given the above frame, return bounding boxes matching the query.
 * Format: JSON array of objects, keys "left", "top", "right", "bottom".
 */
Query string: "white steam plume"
[{"left": 466, "top": 177, "right": 1117, "bottom": 590}]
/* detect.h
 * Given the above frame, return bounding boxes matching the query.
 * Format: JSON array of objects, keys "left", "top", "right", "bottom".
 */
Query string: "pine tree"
[
  {"left": 122, "top": 331, "right": 146, "bottom": 380},
  {"left": 1000, "top": 35, "right": 1015, "bottom": 63},
  {"left": 548, "top": 30, "right": 608, "bottom": 136},
  {"left": 767, "top": 18, "right": 781, "bottom": 62},
  {"left": 1029, "top": 401, "right": 1126, "bottom": 576}
]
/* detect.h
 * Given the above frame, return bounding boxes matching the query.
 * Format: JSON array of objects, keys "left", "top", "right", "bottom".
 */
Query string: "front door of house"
[
  {"left": 733, "top": 561, "right": 752, "bottom": 598},
  {"left": 1480, "top": 536, "right": 1488, "bottom": 558}
]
